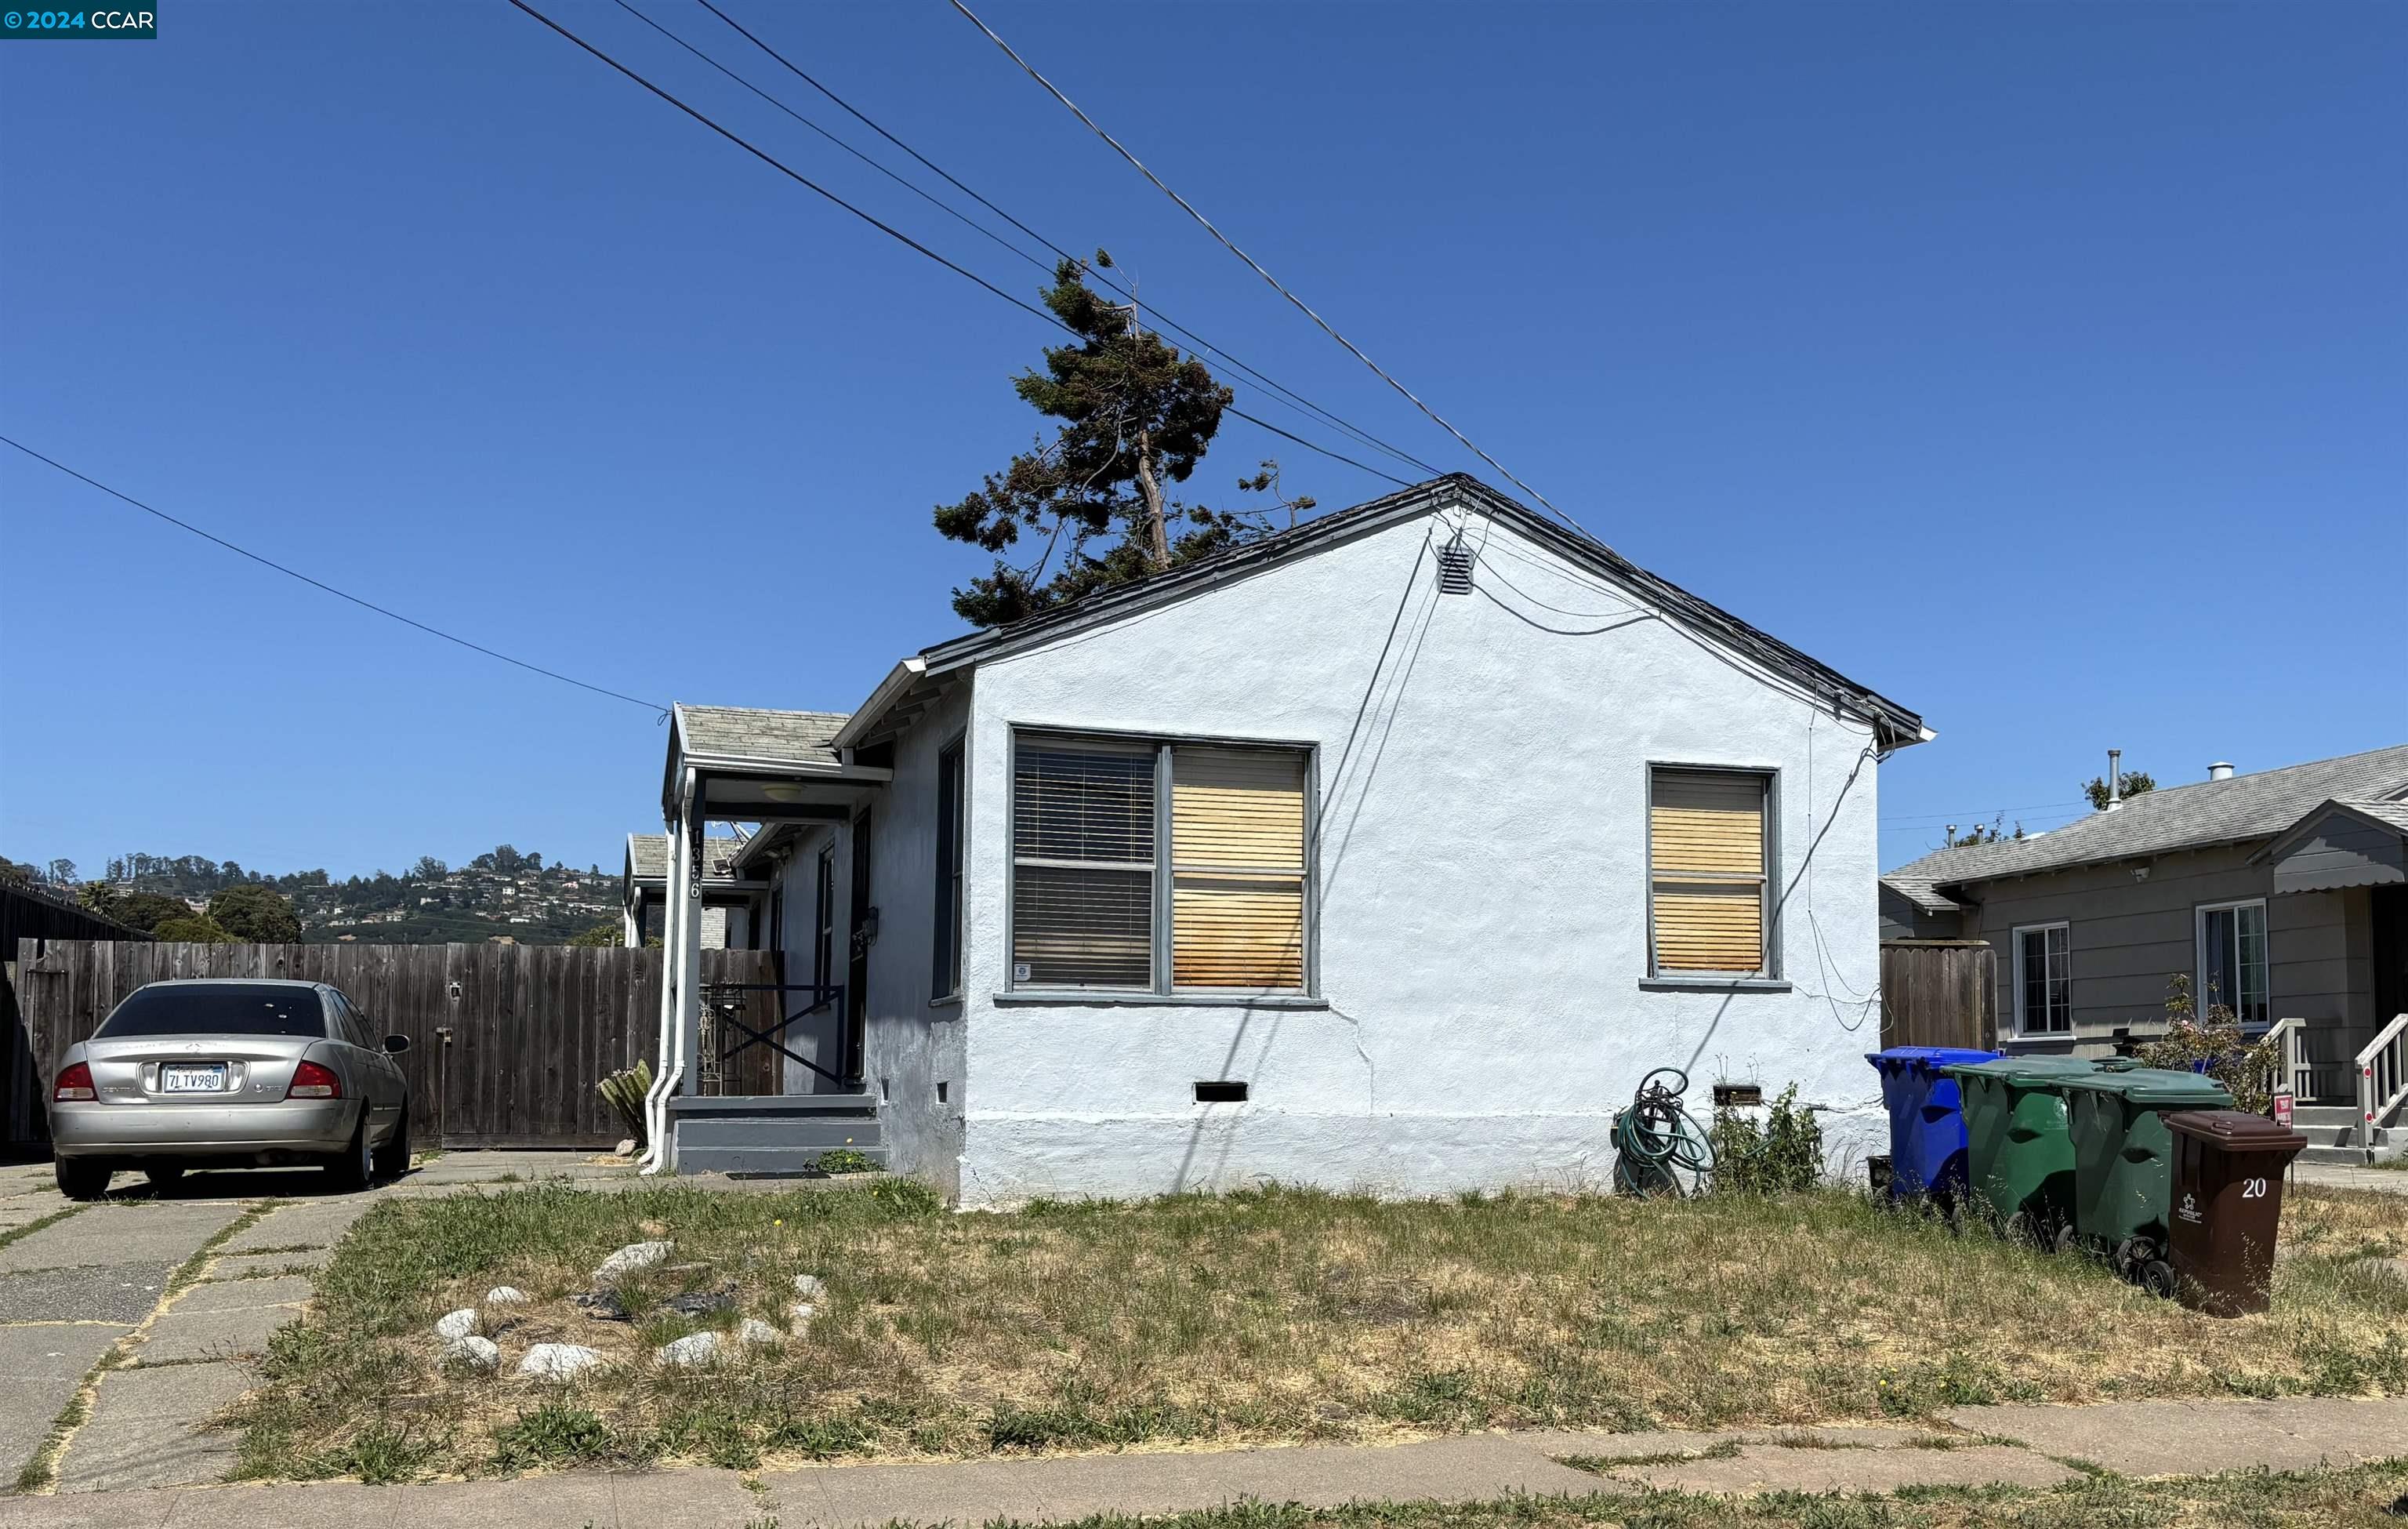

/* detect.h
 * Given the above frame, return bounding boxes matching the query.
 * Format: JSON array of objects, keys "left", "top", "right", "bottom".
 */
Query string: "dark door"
[
  {"left": 843, "top": 809, "right": 873, "bottom": 1086},
  {"left": 2375, "top": 886, "right": 2407, "bottom": 1030}
]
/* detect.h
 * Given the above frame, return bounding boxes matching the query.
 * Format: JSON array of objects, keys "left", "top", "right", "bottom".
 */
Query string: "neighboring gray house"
[
  {"left": 1881, "top": 745, "right": 2408, "bottom": 1158},
  {"left": 619, "top": 833, "right": 749, "bottom": 950},
  {"left": 632, "top": 475, "right": 1928, "bottom": 1204}
]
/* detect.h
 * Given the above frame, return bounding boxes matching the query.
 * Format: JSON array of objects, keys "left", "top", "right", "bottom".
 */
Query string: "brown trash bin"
[{"left": 2165, "top": 1109, "right": 2308, "bottom": 1317}]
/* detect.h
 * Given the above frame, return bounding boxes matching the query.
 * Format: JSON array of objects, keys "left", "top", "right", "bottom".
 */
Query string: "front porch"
[{"left": 641, "top": 705, "right": 892, "bottom": 1176}]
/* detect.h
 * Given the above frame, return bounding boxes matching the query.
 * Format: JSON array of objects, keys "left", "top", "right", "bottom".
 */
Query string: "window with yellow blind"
[
  {"left": 1010, "top": 735, "right": 1312, "bottom": 995},
  {"left": 1648, "top": 768, "right": 1772, "bottom": 976}
]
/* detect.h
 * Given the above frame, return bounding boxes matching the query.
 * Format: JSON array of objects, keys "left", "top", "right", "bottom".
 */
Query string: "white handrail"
[
  {"left": 2357, "top": 1011, "right": 2408, "bottom": 1165},
  {"left": 2267, "top": 1017, "right": 2308, "bottom": 1102}
]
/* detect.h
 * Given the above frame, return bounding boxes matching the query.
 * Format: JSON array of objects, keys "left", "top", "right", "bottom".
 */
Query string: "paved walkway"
[
  {"left": 0, "top": 1396, "right": 2398, "bottom": 1527},
  {"left": 0, "top": 1153, "right": 647, "bottom": 1495},
  {"left": 2297, "top": 1161, "right": 2408, "bottom": 1193}
]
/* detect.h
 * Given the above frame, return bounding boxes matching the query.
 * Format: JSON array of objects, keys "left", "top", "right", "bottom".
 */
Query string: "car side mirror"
[{"left": 383, "top": 1035, "right": 411, "bottom": 1055}]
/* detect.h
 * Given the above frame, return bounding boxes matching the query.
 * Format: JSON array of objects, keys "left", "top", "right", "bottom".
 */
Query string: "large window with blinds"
[
  {"left": 1648, "top": 767, "right": 1773, "bottom": 977},
  {"left": 1010, "top": 735, "right": 1311, "bottom": 993}
]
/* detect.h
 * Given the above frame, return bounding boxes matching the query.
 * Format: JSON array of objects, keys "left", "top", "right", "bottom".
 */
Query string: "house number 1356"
[{"left": 2240, "top": 1177, "right": 2268, "bottom": 1198}]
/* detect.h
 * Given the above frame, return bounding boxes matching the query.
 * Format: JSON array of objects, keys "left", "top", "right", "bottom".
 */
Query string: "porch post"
[
  {"left": 672, "top": 792, "right": 706, "bottom": 1154},
  {"left": 639, "top": 805, "right": 688, "bottom": 1175}
]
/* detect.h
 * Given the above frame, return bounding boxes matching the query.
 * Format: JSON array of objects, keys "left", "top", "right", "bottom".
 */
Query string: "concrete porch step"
[
  {"left": 669, "top": 1092, "right": 876, "bottom": 1117},
  {"left": 675, "top": 1145, "right": 891, "bottom": 1177},
  {"left": 2291, "top": 1104, "right": 2363, "bottom": 1126},
  {"left": 2298, "top": 1141, "right": 2405, "bottom": 1167}
]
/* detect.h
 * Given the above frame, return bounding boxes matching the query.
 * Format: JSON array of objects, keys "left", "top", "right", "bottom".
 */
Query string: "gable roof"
[
  {"left": 841, "top": 474, "right": 1925, "bottom": 750},
  {"left": 623, "top": 832, "right": 748, "bottom": 886},
  {"left": 1887, "top": 743, "right": 2408, "bottom": 892},
  {"left": 673, "top": 706, "right": 850, "bottom": 767}
]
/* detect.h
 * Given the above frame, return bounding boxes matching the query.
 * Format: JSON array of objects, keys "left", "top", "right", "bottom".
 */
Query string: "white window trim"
[
  {"left": 2193, "top": 898, "right": 2269, "bottom": 1025},
  {"left": 2011, "top": 921, "right": 2072, "bottom": 1037}
]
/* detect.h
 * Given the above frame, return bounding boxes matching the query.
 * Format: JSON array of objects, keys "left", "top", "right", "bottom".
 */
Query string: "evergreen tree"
[{"left": 934, "top": 256, "right": 1303, "bottom": 626}]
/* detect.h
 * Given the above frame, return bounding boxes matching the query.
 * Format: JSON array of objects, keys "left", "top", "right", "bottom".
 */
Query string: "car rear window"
[{"left": 96, "top": 986, "right": 329, "bottom": 1039}]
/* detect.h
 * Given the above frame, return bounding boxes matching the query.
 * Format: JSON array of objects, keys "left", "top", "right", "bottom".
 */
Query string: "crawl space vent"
[{"left": 1194, "top": 1080, "right": 1249, "bottom": 1103}]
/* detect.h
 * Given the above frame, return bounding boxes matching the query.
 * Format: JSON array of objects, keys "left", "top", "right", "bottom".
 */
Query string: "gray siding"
[
  {"left": 1880, "top": 884, "right": 1964, "bottom": 941},
  {"left": 1953, "top": 840, "right": 2373, "bottom": 1063},
  {"left": 2272, "top": 812, "right": 2407, "bottom": 895}
]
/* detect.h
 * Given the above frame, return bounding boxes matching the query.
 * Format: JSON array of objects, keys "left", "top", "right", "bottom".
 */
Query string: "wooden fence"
[
  {"left": 1880, "top": 939, "right": 1997, "bottom": 1051},
  {"left": 7, "top": 940, "right": 782, "bottom": 1149}
]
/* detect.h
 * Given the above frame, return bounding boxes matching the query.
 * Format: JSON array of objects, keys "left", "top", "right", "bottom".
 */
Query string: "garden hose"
[{"left": 1612, "top": 1066, "right": 1717, "bottom": 1197}]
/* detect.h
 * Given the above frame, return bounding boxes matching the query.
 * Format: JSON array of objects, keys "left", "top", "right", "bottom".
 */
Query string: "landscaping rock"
[
  {"left": 656, "top": 1331, "right": 721, "bottom": 1367},
  {"left": 441, "top": 1334, "right": 500, "bottom": 1371},
  {"left": 787, "top": 1300, "right": 818, "bottom": 1331},
  {"left": 485, "top": 1286, "right": 529, "bottom": 1306},
  {"left": 434, "top": 1308, "right": 479, "bottom": 1341},
  {"left": 594, "top": 1240, "right": 673, "bottom": 1284},
  {"left": 517, "top": 1342, "right": 604, "bottom": 1380},
  {"left": 736, "top": 1318, "right": 780, "bottom": 1347},
  {"left": 792, "top": 1273, "right": 827, "bottom": 1300}
]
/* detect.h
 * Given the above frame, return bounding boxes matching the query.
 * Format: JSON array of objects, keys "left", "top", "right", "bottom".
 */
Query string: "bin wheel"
[
  {"left": 2004, "top": 1211, "right": 2035, "bottom": 1247},
  {"left": 2139, "top": 1259, "right": 2177, "bottom": 1299},
  {"left": 2051, "top": 1223, "right": 2081, "bottom": 1258}
]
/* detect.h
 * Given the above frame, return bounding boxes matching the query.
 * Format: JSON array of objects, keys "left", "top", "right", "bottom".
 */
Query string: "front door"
[{"left": 843, "top": 808, "right": 873, "bottom": 1087}]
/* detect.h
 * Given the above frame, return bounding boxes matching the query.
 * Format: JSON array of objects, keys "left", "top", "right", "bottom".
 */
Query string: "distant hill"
[{"left": 68, "top": 847, "right": 622, "bottom": 945}]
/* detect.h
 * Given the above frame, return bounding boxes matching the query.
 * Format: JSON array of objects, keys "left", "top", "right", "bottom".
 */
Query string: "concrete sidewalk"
[{"left": 0, "top": 1396, "right": 2399, "bottom": 1529}]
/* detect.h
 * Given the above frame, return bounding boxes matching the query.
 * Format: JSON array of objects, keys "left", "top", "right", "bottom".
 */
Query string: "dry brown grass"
[{"left": 223, "top": 1179, "right": 2408, "bottom": 1480}]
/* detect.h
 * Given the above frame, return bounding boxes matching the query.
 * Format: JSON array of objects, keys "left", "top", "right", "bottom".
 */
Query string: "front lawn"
[{"left": 225, "top": 1179, "right": 2407, "bottom": 1480}]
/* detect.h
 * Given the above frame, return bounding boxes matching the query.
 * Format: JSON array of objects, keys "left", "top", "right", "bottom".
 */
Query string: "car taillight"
[
  {"left": 53, "top": 1062, "right": 95, "bottom": 1102},
  {"left": 287, "top": 1060, "right": 341, "bottom": 1100}
]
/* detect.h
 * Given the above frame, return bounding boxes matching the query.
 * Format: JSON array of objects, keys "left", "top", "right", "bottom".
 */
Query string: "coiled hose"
[{"left": 1612, "top": 1066, "right": 1717, "bottom": 1197}]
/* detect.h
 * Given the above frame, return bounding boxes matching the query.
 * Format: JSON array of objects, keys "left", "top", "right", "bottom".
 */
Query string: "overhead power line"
[
  {"left": 502, "top": 0, "right": 1413, "bottom": 488},
  {"left": 944, "top": 0, "right": 1593, "bottom": 539},
  {"left": 682, "top": 0, "right": 1444, "bottom": 479},
  {"left": 0, "top": 435, "right": 668, "bottom": 714}
]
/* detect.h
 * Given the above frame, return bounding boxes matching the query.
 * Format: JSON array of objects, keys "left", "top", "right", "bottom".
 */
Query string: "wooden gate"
[
  {"left": 8, "top": 940, "right": 781, "bottom": 1149},
  {"left": 1880, "top": 939, "right": 1997, "bottom": 1051}
]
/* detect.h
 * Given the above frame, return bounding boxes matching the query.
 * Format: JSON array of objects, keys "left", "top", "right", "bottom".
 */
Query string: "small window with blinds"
[
  {"left": 1648, "top": 768, "right": 1772, "bottom": 977},
  {"left": 1010, "top": 734, "right": 1313, "bottom": 995}
]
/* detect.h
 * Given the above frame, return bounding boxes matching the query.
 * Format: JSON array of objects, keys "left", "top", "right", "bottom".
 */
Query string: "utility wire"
[
  {"left": 505, "top": 0, "right": 1412, "bottom": 488},
  {"left": 680, "top": 0, "right": 1444, "bottom": 480},
  {"left": 0, "top": 434, "right": 668, "bottom": 715},
  {"left": 945, "top": 0, "right": 1592, "bottom": 539}
]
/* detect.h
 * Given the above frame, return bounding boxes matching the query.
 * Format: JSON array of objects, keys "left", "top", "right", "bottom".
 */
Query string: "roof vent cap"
[{"left": 2207, "top": 761, "right": 2235, "bottom": 782}]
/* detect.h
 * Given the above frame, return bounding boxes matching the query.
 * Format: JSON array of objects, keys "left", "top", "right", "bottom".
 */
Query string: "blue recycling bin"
[{"left": 1866, "top": 1047, "right": 1999, "bottom": 1203}]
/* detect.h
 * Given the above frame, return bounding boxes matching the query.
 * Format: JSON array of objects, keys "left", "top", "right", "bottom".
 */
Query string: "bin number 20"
[{"left": 2240, "top": 1178, "right": 2268, "bottom": 1198}]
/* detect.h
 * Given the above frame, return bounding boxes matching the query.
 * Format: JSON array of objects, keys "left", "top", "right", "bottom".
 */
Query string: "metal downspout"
[{"left": 639, "top": 774, "right": 691, "bottom": 1174}]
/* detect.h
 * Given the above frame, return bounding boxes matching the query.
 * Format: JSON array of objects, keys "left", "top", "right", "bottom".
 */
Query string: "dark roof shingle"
[{"left": 674, "top": 706, "right": 849, "bottom": 765}]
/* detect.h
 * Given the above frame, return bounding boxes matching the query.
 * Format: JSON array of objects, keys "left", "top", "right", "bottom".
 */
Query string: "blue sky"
[{"left": 3, "top": 1, "right": 2401, "bottom": 881}]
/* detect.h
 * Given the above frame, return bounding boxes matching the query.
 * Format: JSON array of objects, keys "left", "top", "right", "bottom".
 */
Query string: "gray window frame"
[
  {"left": 930, "top": 735, "right": 966, "bottom": 1001},
  {"left": 1642, "top": 761, "right": 1782, "bottom": 984},
  {"left": 2193, "top": 898, "right": 2270, "bottom": 1028},
  {"left": 1003, "top": 725, "right": 1321, "bottom": 1001}
]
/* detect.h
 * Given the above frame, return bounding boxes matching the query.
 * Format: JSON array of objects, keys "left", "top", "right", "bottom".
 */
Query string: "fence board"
[
  {"left": 7, "top": 940, "right": 777, "bottom": 1148},
  {"left": 1880, "top": 940, "right": 1996, "bottom": 1051}
]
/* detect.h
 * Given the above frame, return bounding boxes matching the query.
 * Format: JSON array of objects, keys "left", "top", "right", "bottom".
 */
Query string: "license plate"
[{"left": 161, "top": 1064, "right": 226, "bottom": 1094}]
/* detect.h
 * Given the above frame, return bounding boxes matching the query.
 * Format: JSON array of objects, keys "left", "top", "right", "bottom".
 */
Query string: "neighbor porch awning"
[{"left": 2258, "top": 798, "right": 2408, "bottom": 895}]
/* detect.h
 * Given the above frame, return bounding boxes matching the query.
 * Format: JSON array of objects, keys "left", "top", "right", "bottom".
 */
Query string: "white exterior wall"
[{"left": 937, "top": 507, "right": 1891, "bottom": 1208}]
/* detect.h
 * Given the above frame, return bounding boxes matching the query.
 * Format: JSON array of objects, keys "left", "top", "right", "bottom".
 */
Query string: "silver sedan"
[{"left": 47, "top": 979, "right": 412, "bottom": 1199}]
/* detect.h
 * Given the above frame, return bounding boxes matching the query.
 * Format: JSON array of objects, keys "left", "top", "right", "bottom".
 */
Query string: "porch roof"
[
  {"left": 2259, "top": 798, "right": 2408, "bottom": 895},
  {"left": 659, "top": 704, "right": 890, "bottom": 823}
]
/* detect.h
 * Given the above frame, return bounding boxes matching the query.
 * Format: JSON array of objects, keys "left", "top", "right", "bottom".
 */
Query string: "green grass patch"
[{"left": 225, "top": 1180, "right": 2408, "bottom": 1480}]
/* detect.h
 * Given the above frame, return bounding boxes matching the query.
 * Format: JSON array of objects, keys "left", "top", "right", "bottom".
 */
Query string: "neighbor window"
[
  {"left": 930, "top": 739, "right": 965, "bottom": 999},
  {"left": 2013, "top": 922, "right": 2072, "bottom": 1036},
  {"left": 1010, "top": 735, "right": 1309, "bottom": 993},
  {"left": 2196, "top": 899, "right": 2268, "bottom": 1026},
  {"left": 1648, "top": 768, "right": 1771, "bottom": 976}
]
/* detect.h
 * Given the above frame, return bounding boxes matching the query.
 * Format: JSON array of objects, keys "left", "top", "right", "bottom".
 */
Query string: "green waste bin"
[
  {"left": 2058, "top": 1067, "right": 2233, "bottom": 1294},
  {"left": 1942, "top": 1057, "right": 2107, "bottom": 1243}
]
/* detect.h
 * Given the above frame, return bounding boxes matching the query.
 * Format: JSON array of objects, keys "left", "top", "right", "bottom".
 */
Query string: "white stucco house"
[{"left": 634, "top": 475, "right": 1927, "bottom": 1206}]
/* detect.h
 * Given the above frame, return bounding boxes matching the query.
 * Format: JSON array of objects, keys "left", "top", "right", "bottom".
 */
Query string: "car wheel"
[
  {"left": 55, "top": 1158, "right": 111, "bottom": 1201},
  {"left": 371, "top": 1100, "right": 411, "bottom": 1181},
  {"left": 143, "top": 1164, "right": 186, "bottom": 1191},
  {"left": 325, "top": 1114, "right": 374, "bottom": 1193}
]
